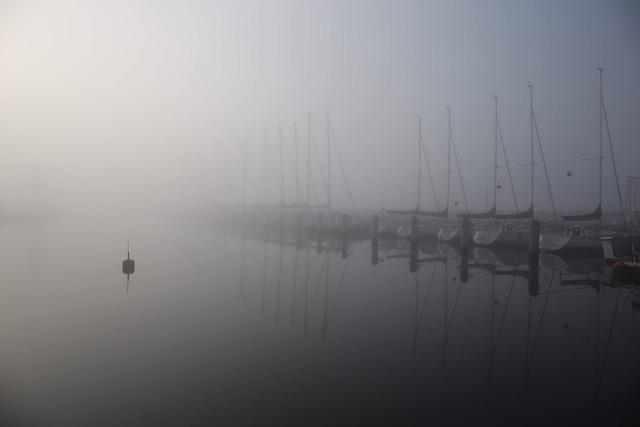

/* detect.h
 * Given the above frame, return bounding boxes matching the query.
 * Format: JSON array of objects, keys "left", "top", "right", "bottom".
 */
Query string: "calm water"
[{"left": 1, "top": 218, "right": 639, "bottom": 426}]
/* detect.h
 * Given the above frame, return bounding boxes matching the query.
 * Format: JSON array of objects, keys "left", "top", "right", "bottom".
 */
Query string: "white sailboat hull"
[
  {"left": 437, "top": 227, "right": 460, "bottom": 243},
  {"left": 398, "top": 223, "right": 439, "bottom": 240},
  {"left": 539, "top": 232, "right": 602, "bottom": 253},
  {"left": 378, "top": 223, "right": 401, "bottom": 238},
  {"left": 473, "top": 228, "right": 529, "bottom": 248}
]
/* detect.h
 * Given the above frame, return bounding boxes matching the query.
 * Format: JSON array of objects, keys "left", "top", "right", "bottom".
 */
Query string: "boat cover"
[
  {"left": 458, "top": 206, "right": 496, "bottom": 219},
  {"left": 496, "top": 205, "right": 533, "bottom": 220},
  {"left": 562, "top": 205, "right": 601, "bottom": 222}
]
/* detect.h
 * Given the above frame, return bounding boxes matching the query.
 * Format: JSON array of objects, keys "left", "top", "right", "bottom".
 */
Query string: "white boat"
[
  {"left": 377, "top": 222, "right": 401, "bottom": 238},
  {"left": 474, "top": 222, "right": 530, "bottom": 248},
  {"left": 436, "top": 107, "right": 469, "bottom": 244},
  {"left": 539, "top": 225, "right": 601, "bottom": 253},
  {"left": 459, "top": 90, "right": 540, "bottom": 248},
  {"left": 438, "top": 226, "right": 461, "bottom": 244},
  {"left": 387, "top": 115, "right": 447, "bottom": 240},
  {"left": 551, "top": 66, "right": 626, "bottom": 251},
  {"left": 398, "top": 219, "right": 440, "bottom": 240}
]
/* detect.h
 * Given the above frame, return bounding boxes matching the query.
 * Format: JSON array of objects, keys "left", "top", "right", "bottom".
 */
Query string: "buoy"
[
  {"left": 122, "top": 241, "right": 135, "bottom": 275},
  {"left": 122, "top": 241, "right": 135, "bottom": 293},
  {"left": 122, "top": 259, "right": 135, "bottom": 275}
]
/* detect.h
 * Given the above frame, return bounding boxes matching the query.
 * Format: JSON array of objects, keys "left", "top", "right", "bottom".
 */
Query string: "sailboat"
[
  {"left": 308, "top": 114, "right": 373, "bottom": 238},
  {"left": 269, "top": 115, "right": 331, "bottom": 234},
  {"left": 460, "top": 93, "right": 533, "bottom": 248},
  {"left": 540, "top": 66, "right": 624, "bottom": 253},
  {"left": 389, "top": 116, "right": 444, "bottom": 240},
  {"left": 437, "top": 107, "right": 470, "bottom": 244},
  {"left": 482, "top": 87, "right": 540, "bottom": 247},
  {"left": 457, "top": 96, "right": 500, "bottom": 225},
  {"left": 467, "top": 84, "right": 555, "bottom": 249}
]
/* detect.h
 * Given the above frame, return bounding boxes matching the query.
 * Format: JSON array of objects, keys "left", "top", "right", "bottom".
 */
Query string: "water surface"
[{"left": 1, "top": 219, "right": 639, "bottom": 426}]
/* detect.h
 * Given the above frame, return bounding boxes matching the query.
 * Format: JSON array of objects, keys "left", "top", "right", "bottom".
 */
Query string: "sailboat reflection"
[
  {"left": 253, "top": 222, "right": 358, "bottom": 342},
  {"left": 410, "top": 253, "right": 449, "bottom": 354},
  {"left": 211, "top": 218, "right": 639, "bottom": 422},
  {"left": 319, "top": 238, "right": 354, "bottom": 341}
]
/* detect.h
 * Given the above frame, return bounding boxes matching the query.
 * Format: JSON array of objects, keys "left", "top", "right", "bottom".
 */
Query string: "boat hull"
[
  {"left": 398, "top": 223, "right": 439, "bottom": 240},
  {"left": 473, "top": 229, "right": 529, "bottom": 249},
  {"left": 540, "top": 232, "right": 602, "bottom": 254},
  {"left": 437, "top": 227, "right": 460, "bottom": 244}
]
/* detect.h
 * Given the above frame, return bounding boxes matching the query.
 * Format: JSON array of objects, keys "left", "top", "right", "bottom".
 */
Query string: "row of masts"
[
  {"left": 393, "top": 66, "right": 623, "bottom": 227},
  {"left": 253, "top": 114, "right": 334, "bottom": 211},
  {"left": 235, "top": 112, "right": 356, "bottom": 216},
  {"left": 229, "top": 66, "right": 625, "bottom": 230}
]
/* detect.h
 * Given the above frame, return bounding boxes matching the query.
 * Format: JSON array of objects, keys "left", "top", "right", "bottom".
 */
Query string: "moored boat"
[
  {"left": 473, "top": 222, "right": 530, "bottom": 248},
  {"left": 540, "top": 225, "right": 602, "bottom": 254},
  {"left": 398, "top": 219, "right": 440, "bottom": 240}
]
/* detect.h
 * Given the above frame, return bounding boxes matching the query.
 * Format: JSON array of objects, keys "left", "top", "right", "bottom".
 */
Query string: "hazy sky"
[{"left": 1, "top": 0, "right": 639, "bottom": 217}]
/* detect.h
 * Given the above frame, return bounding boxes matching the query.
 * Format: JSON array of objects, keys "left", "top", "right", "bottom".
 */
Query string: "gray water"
[{"left": 1, "top": 218, "right": 639, "bottom": 426}]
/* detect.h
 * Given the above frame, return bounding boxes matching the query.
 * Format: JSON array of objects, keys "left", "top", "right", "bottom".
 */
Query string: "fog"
[
  {"left": 4, "top": 3, "right": 640, "bottom": 425},
  {"left": 1, "top": 0, "right": 640, "bottom": 221}
]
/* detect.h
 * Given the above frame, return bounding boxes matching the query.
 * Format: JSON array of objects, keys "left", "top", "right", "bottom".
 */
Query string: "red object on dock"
[{"left": 612, "top": 260, "right": 640, "bottom": 286}]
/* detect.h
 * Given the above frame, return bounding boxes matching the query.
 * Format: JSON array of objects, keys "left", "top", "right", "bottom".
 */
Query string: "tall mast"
[
  {"left": 327, "top": 113, "right": 331, "bottom": 209},
  {"left": 223, "top": 146, "right": 228, "bottom": 206},
  {"left": 447, "top": 107, "right": 452, "bottom": 213},
  {"left": 279, "top": 123, "right": 284, "bottom": 205},
  {"left": 598, "top": 64, "right": 603, "bottom": 226},
  {"left": 241, "top": 140, "right": 247, "bottom": 209},
  {"left": 493, "top": 95, "right": 498, "bottom": 217},
  {"left": 295, "top": 123, "right": 299, "bottom": 206},
  {"left": 529, "top": 83, "right": 534, "bottom": 217},
  {"left": 264, "top": 128, "right": 268, "bottom": 208},
  {"left": 307, "top": 112, "right": 311, "bottom": 206},
  {"left": 417, "top": 115, "right": 422, "bottom": 211}
]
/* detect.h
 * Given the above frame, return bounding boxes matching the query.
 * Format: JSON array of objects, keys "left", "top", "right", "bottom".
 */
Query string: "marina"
[{"left": 2, "top": 1, "right": 639, "bottom": 425}]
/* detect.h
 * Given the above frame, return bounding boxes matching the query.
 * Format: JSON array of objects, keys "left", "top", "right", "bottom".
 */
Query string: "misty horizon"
[{"left": 1, "top": 0, "right": 639, "bottom": 222}]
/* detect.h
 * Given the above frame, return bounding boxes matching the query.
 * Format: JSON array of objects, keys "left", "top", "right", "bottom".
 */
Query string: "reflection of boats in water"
[
  {"left": 378, "top": 239, "right": 441, "bottom": 262},
  {"left": 539, "top": 252, "right": 603, "bottom": 291},
  {"left": 307, "top": 212, "right": 373, "bottom": 239},
  {"left": 207, "top": 225, "right": 640, "bottom": 423},
  {"left": 540, "top": 252, "right": 603, "bottom": 275}
]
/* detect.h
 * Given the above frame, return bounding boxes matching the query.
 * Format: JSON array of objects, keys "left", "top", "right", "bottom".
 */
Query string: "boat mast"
[
  {"left": 417, "top": 115, "right": 422, "bottom": 211},
  {"left": 241, "top": 139, "right": 247, "bottom": 209},
  {"left": 529, "top": 83, "right": 534, "bottom": 219},
  {"left": 279, "top": 124, "right": 285, "bottom": 206},
  {"left": 446, "top": 107, "right": 452, "bottom": 215},
  {"left": 598, "top": 64, "right": 603, "bottom": 227},
  {"left": 295, "top": 123, "right": 299, "bottom": 207},
  {"left": 327, "top": 113, "right": 331, "bottom": 210},
  {"left": 493, "top": 95, "right": 498, "bottom": 219},
  {"left": 307, "top": 112, "right": 311, "bottom": 206},
  {"left": 264, "top": 129, "right": 268, "bottom": 209}
]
